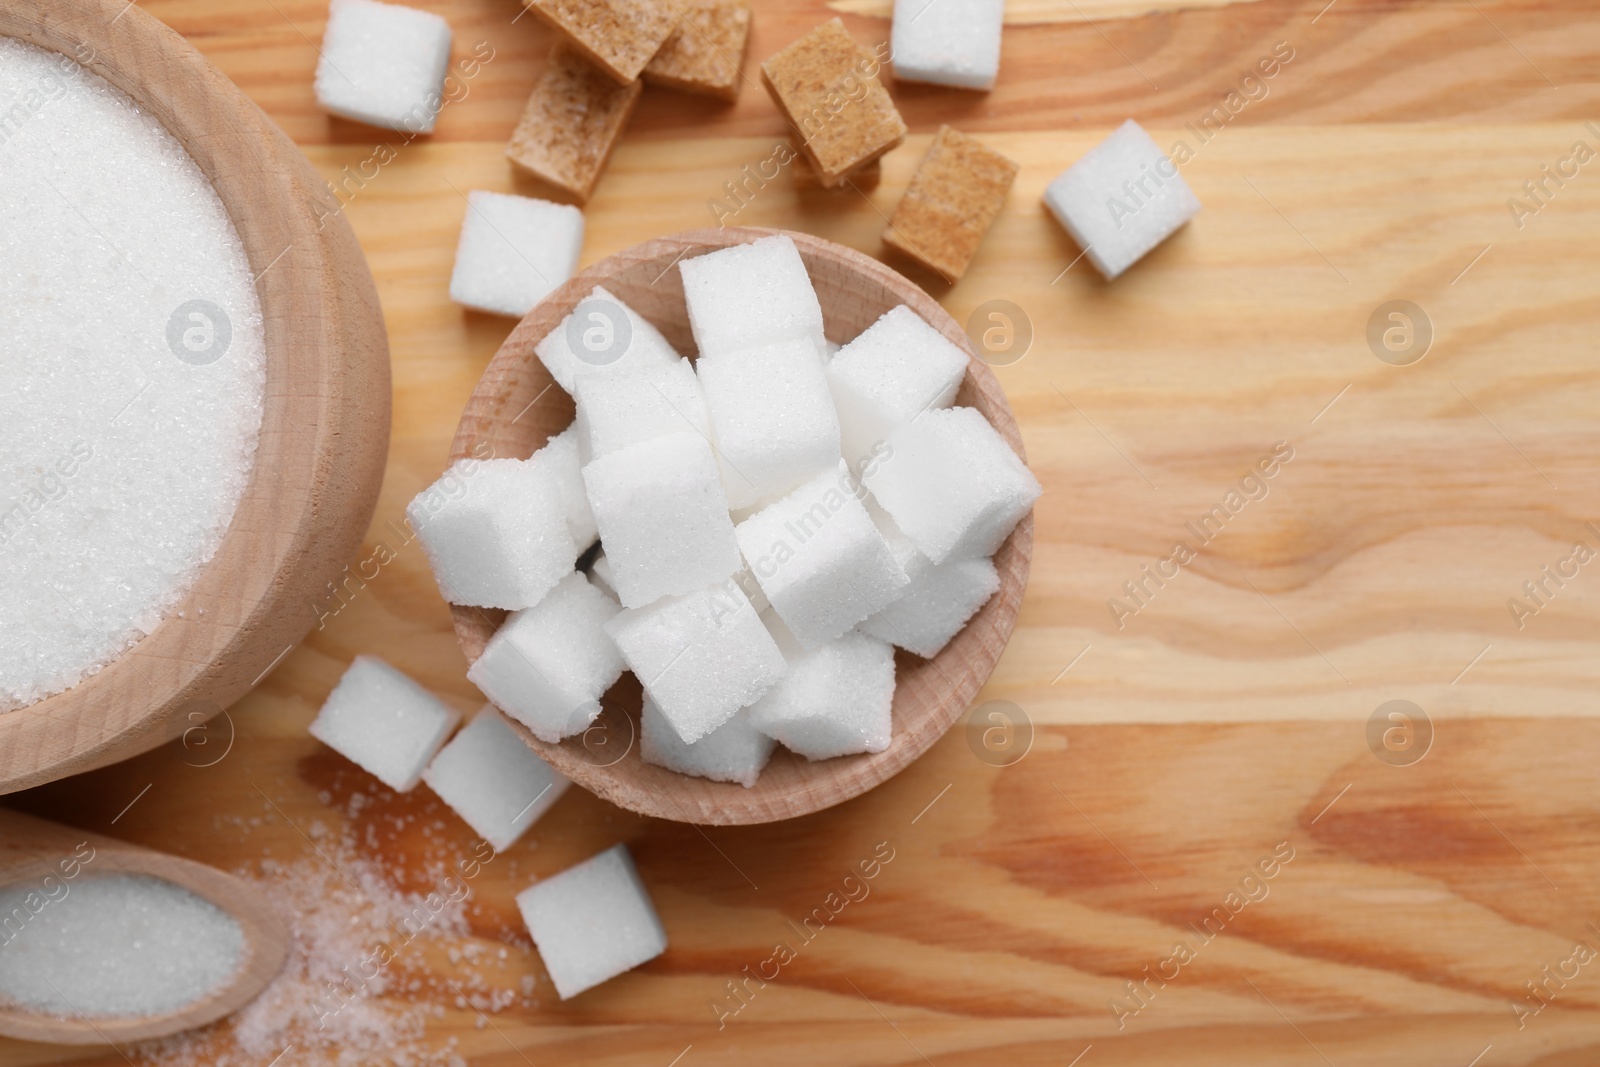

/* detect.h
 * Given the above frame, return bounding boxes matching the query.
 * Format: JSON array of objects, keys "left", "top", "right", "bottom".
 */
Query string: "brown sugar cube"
[
  {"left": 506, "top": 47, "right": 642, "bottom": 203},
  {"left": 761, "top": 18, "right": 906, "bottom": 188},
  {"left": 642, "top": 0, "right": 751, "bottom": 102},
  {"left": 882, "top": 125, "right": 1017, "bottom": 281},
  {"left": 525, "top": 0, "right": 679, "bottom": 84},
  {"left": 792, "top": 152, "right": 881, "bottom": 193}
]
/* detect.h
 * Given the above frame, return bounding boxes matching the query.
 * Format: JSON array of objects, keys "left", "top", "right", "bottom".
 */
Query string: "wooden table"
[{"left": 10, "top": 0, "right": 1600, "bottom": 1063}]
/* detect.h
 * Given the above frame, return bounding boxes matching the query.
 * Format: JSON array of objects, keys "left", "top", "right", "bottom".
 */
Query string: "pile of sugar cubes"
[
  {"left": 305, "top": 237, "right": 1038, "bottom": 996},
  {"left": 416, "top": 233, "right": 1041, "bottom": 783}
]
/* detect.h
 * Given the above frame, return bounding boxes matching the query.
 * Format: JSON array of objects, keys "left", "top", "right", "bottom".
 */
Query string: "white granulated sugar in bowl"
[
  {"left": 0, "top": 38, "right": 266, "bottom": 711},
  {"left": 0, "top": 873, "right": 244, "bottom": 1018}
]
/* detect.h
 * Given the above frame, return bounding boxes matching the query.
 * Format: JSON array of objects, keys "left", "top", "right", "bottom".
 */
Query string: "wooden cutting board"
[{"left": 9, "top": 0, "right": 1600, "bottom": 1063}]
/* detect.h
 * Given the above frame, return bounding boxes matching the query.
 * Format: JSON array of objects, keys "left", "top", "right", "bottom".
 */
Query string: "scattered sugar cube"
[
  {"left": 423, "top": 706, "right": 571, "bottom": 850},
  {"left": 696, "top": 338, "right": 841, "bottom": 509},
  {"left": 736, "top": 461, "right": 910, "bottom": 648},
  {"left": 574, "top": 358, "right": 711, "bottom": 462},
  {"left": 314, "top": 0, "right": 453, "bottom": 133},
  {"left": 890, "top": 0, "right": 1003, "bottom": 91},
  {"left": 582, "top": 432, "right": 742, "bottom": 608},
  {"left": 526, "top": 0, "right": 678, "bottom": 84},
  {"left": 761, "top": 18, "right": 906, "bottom": 187},
  {"left": 310, "top": 656, "right": 461, "bottom": 792},
  {"left": 862, "top": 406, "right": 1041, "bottom": 565},
  {"left": 517, "top": 844, "right": 667, "bottom": 1000},
  {"left": 605, "top": 583, "right": 786, "bottom": 743},
  {"left": 826, "top": 304, "right": 969, "bottom": 470},
  {"left": 793, "top": 153, "right": 882, "bottom": 193},
  {"left": 1044, "top": 119, "right": 1201, "bottom": 280},
  {"left": 507, "top": 46, "right": 642, "bottom": 203},
  {"left": 536, "top": 425, "right": 599, "bottom": 549},
  {"left": 587, "top": 550, "right": 618, "bottom": 600},
  {"left": 643, "top": 0, "right": 751, "bottom": 101},
  {"left": 882, "top": 125, "right": 1017, "bottom": 280},
  {"left": 535, "top": 285, "right": 680, "bottom": 394},
  {"left": 859, "top": 555, "right": 999, "bottom": 658},
  {"left": 448, "top": 190, "right": 584, "bottom": 318},
  {"left": 747, "top": 631, "right": 895, "bottom": 760},
  {"left": 407, "top": 457, "right": 577, "bottom": 610},
  {"left": 640, "top": 696, "right": 774, "bottom": 787},
  {"left": 466, "top": 572, "right": 625, "bottom": 743},
  {"left": 679, "top": 235, "right": 827, "bottom": 359}
]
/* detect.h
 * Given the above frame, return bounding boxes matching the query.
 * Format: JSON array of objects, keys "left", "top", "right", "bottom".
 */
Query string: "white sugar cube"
[
  {"left": 449, "top": 191, "right": 583, "bottom": 318},
  {"left": 747, "top": 631, "right": 896, "bottom": 760},
  {"left": 467, "top": 573, "right": 625, "bottom": 743},
  {"left": 536, "top": 286, "right": 681, "bottom": 394},
  {"left": 605, "top": 583, "right": 786, "bottom": 743},
  {"left": 536, "top": 425, "right": 598, "bottom": 550},
  {"left": 890, "top": 0, "right": 1003, "bottom": 91},
  {"left": 423, "top": 706, "right": 570, "bottom": 851},
  {"left": 860, "top": 556, "right": 999, "bottom": 658},
  {"left": 862, "top": 406, "right": 1041, "bottom": 565},
  {"left": 640, "top": 697, "right": 775, "bottom": 788},
  {"left": 827, "top": 305, "right": 968, "bottom": 471},
  {"left": 1044, "top": 120, "right": 1201, "bottom": 280},
  {"left": 314, "top": 0, "right": 452, "bottom": 133},
  {"left": 582, "top": 433, "right": 742, "bottom": 608},
  {"left": 574, "top": 358, "right": 711, "bottom": 463},
  {"left": 516, "top": 844, "right": 667, "bottom": 1000},
  {"left": 736, "top": 461, "right": 910, "bottom": 648},
  {"left": 696, "top": 338, "right": 842, "bottom": 509},
  {"left": 406, "top": 457, "right": 576, "bottom": 611},
  {"left": 309, "top": 656, "right": 461, "bottom": 792},
  {"left": 679, "top": 235, "right": 827, "bottom": 360}
]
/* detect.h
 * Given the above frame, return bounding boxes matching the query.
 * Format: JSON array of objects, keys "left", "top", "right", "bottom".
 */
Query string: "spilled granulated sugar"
[{"left": 133, "top": 810, "right": 538, "bottom": 1067}]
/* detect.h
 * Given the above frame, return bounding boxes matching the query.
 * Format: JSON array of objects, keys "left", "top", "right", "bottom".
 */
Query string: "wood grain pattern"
[
  {"left": 0, "top": 0, "right": 390, "bottom": 793},
  {"left": 6, "top": 0, "right": 1600, "bottom": 1062},
  {"left": 448, "top": 227, "right": 1031, "bottom": 825},
  {"left": 0, "top": 809, "right": 287, "bottom": 1045}
]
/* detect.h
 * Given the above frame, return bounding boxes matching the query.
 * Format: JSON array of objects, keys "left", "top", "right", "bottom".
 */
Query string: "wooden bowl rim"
[
  {"left": 0, "top": 0, "right": 390, "bottom": 793},
  {"left": 448, "top": 226, "right": 1032, "bottom": 826}
]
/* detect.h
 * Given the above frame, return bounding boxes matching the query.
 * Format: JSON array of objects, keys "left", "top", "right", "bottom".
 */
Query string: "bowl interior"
[{"left": 450, "top": 227, "right": 1032, "bottom": 825}]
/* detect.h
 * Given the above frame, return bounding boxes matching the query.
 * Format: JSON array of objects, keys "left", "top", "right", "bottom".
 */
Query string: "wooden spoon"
[
  {"left": 448, "top": 227, "right": 1034, "bottom": 826},
  {"left": 0, "top": 807, "right": 288, "bottom": 1045}
]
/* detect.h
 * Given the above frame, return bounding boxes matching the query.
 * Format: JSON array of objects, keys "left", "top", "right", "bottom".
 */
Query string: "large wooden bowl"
[
  {"left": 0, "top": 0, "right": 390, "bottom": 793},
  {"left": 449, "top": 228, "right": 1032, "bottom": 825}
]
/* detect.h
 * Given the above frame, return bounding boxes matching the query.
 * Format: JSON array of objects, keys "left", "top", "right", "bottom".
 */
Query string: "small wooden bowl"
[
  {"left": 449, "top": 228, "right": 1032, "bottom": 826},
  {"left": 0, "top": 808, "right": 288, "bottom": 1044},
  {"left": 0, "top": 0, "right": 390, "bottom": 793}
]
